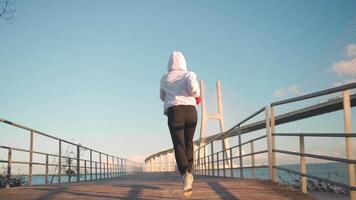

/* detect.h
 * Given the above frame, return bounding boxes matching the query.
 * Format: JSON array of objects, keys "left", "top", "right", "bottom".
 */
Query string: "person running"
[{"left": 159, "top": 51, "right": 201, "bottom": 197}]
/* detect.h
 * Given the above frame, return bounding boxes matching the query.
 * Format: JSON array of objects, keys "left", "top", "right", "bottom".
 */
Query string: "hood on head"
[{"left": 167, "top": 51, "right": 187, "bottom": 72}]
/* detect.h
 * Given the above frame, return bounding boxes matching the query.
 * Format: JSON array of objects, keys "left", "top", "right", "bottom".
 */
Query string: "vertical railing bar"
[
  {"left": 217, "top": 153, "right": 220, "bottom": 177},
  {"left": 167, "top": 154, "right": 169, "bottom": 172},
  {"left": 58, "top": 140, "right": 62, "bottom": 183},
  {"left": 119, "top": 158, "right": 121, "bottom": 176},
  {"left": 270, "top": 106, "right": 277, "bottom": 181},
  {"left": 192, "top": 156, "right": 194, "bottom": 173},
  {"left": 103, "top": 163, "right": 106, "bottom": 179},
  {"left": 114, "top": 158, "right": 117, "bottom": 177},
  {"left": 265, "top": 106, "right": 273, "bottom": 180},
  {"left": 90, "top": 150, "right": 92, "bottom": 181},
  {"left": 200, "top": 157, "right": 203, "bottom": 175},
  {"left": 76, "top": 145, "right": 80, "bottom": 182},
  {"left": 211, "top": 142, "right": 215, "bottom": 176},
  {"left": 229, "top": 148, "right": 233, "bottom": 178},
  {"left": 120, "top": 158, "right": 124, "bottom": 176},
  {"left": 207, "top": 155, "right": 210, "bottom": 176},
  {"left": 45, "top": 154, "right": 49, "bottom": 184},
  {"left": 69, "top": 157, "right": 72, "bottom": 182},
  {"left": 196, "top": 157, "right": 199, "bottom": 175},
  {"left": 251, "top": 141, "right": 256, "bottom": 178},
  {"left": 112, "top": 156, "right": 114, "bottom": 178},
  {"left": 343, "top": 90, "right": 356, "bottom": 200},
  {"left": 99, "top": 153, "right": 102, "bottom": 179},
  {"left": 29, "top": 131, "right": 34, "bottom": 186},
  {"left": 222, "top": 146, "right": 226, "bottom": 177},
  {"left": 238, "top": 127, "right": 243, "bottom": 178},
  {"left": 95, "top": 162, "right": 98, "bottom": 180},
  {"left": 124, "top": 159, "right": 126, "bottom": 176},
  {"left": 6, "top": 147, "right": 12, "bottom": 188},
  {"left": 117, "top": 157, "right": 119, "bottom": 177},
  {"left": 106, "top": 154, "right": 109, "bottom": 178},
  {"left": 300, "top": 136, "right": 307, "bottom": 193},
  {"left": 84, "top": 160, "right": 87, "bottom": 181},
  {"left": 204, "top": 145, "right": 207, "bottom": 176}
]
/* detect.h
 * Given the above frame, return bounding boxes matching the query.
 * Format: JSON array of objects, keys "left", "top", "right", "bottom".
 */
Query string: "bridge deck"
[{"left": 0, "top": 172, "right": 316, "bottom": 200}]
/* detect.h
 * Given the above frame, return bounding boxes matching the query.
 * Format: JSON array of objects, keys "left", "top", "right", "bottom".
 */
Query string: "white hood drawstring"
[{"left": 160, "top": 51, "right": 200, "bottom": 115}]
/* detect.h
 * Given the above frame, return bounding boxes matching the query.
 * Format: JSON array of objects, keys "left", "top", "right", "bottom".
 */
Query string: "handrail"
[
  {"left": 271, "top": 82, "right": 356, "bottom": 106},
  {"left": 0, "top": 118, "right": 124, "bottom": 159},
  {"left": 0, "top": 118, "right": 143, "bottom": 187},
  {"left": 237, "top": 107, "right": 265, "bottom": 127},
  {"left": 193, "top": 82, "right": 356, "bottom": 154},
  {"left": 274, "top": 133, "right": 356, "bottom": 137}
]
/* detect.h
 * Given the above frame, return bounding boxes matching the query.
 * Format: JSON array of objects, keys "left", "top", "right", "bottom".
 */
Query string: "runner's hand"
[{"left": 195, "top": 96, "right": 201, "bottom": 105}]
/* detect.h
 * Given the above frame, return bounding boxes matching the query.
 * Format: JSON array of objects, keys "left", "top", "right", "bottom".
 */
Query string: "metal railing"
[
  {"left": 143, "top": 161, "right": 177, "bottom": 172},
  {"left": 193, "top": 83, "right": 356, "bottom": 199},
  {"left": 0, "top": 118, "right": 143, "bottom": 188},
  {"left": 146, "top": 82, "right": 356, "bottom": 199}
]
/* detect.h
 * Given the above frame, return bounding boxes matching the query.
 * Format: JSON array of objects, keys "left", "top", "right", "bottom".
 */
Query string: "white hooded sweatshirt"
[{"left": 160, "top": 52, "right": 200, "bottom": 115}]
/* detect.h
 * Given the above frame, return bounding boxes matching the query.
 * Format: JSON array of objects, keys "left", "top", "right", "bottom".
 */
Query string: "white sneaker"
[
  {"left": 187, "top": 173, "right": 194, "bottom": 189},
  {"left": 183, "top": 172, "right": 190, "bottom": 191},
  {"left": 183, "top": 172, "right": 193, "bottom": 198}
]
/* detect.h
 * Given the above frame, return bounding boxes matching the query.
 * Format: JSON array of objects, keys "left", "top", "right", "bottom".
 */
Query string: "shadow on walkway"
[
  {"left": 111, "top": 184, "right": 162, "bottom": 199},
  {"left": 207, "top": 181, "right": 239, "bottom": 200},
  {"left": 31, "top": 184, "right": 162, "bottom": 200}
]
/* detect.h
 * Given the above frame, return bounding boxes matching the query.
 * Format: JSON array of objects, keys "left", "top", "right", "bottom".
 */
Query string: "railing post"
[
  {"left": 84, "top": 160, "right": 87, "bottom": 181},
  {"left": 90, "top": 150, "right": 92, "bottom": 181},
  {"left": 45, "top": 154, "right": 49, "bottom": 184},
  {"left": 106, "top": 154, "right": 109, "bottom": 178},
  {"left": 222, "top": 146, "right": 226, "bottom": 177},
  {"left": 6, "top": 147, "right": 12, "bottom": 188},
  {"left": 77, "top": 145, "right": 80, "bottom": 182},
  {"left": 251, "top": 141, "right": 256, "bottom": 178},
  {"left": 270, "top": 106, "right": 277, "bottom": 181},
  {"left": 119, "top": 158, "right": 122, "bottom": 175},
  {"left": 217, "top": 153, "right": 220, "bottom": 176},
  {"left": 200, "top": 157, "right": 203, "bottom": 175},
  {"left": 99, "top": 153, "right": 102, "bottom": 179},
  {"left": 237, "top": 127, "right": 243, "bottom": 178},
  {"left": 29, "top": 131, "right": 34, "bottom": 186},
  {"left": 343, "top": 90, "right": 356, "bottom": 200},
  {"left": 95, "top": 162, "right": 98, "bottom": 180},
  {"left": 121, "top": 158, "right": 123, "bottom": 176},
  {"left": 116, "top": 157, "right": 120, "bottom": 177},
  {"left": 203, "top": 145, "right": 207, "bottom": 176},
  {"left": 166, "top": 154, "right": 169, "bottom": 172},
  {"left": 124, "top": 159, "right": 126, "bottom": 175},
  {"left": 229, "top": 148, "right": 233, "bottom": 178},
  {"left": 197, "top": 155, "right": 199, "bottom": 174},
  {"left": 112, "top": 156, "right": 114, "bottom": 178},
  {"left": 300, "top": 136, "right": 307, "bottom": 193},
  {"left": 58, "top": 140, "right": 62, "bottom": 183},
  {"left": 207, "top": 155, "right": 210, "bottom": 176},
  {"left": 103, "top": 163, "right": 106, "bottom": 178},
  {"left": 211, "top": 142, "right": 215, "bottom": 176},
  {"left": 69, "top": 157, "right": 72, "bottom": 182},
  {"left": 265, "top": 106, "right": 273, "bottom": 180}
]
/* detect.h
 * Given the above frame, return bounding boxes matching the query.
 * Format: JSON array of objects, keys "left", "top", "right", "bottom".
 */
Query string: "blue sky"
[{"left": 1, "top": 0, "right": 356, "bottom": 163}]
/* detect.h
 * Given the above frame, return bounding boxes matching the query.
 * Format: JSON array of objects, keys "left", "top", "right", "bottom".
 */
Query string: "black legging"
[{"left": 167, "top": 105, "right": 197, "bottom": 175}]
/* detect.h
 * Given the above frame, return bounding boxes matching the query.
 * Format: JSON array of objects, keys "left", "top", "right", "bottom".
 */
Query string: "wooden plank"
[{"left": 0, "top": 173, "right": 317, "bottom": 200}]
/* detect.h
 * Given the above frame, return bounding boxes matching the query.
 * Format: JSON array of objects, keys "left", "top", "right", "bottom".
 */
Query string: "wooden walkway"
[{"left": 0, "top": 173, "right": 316, "bottom": 200}]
